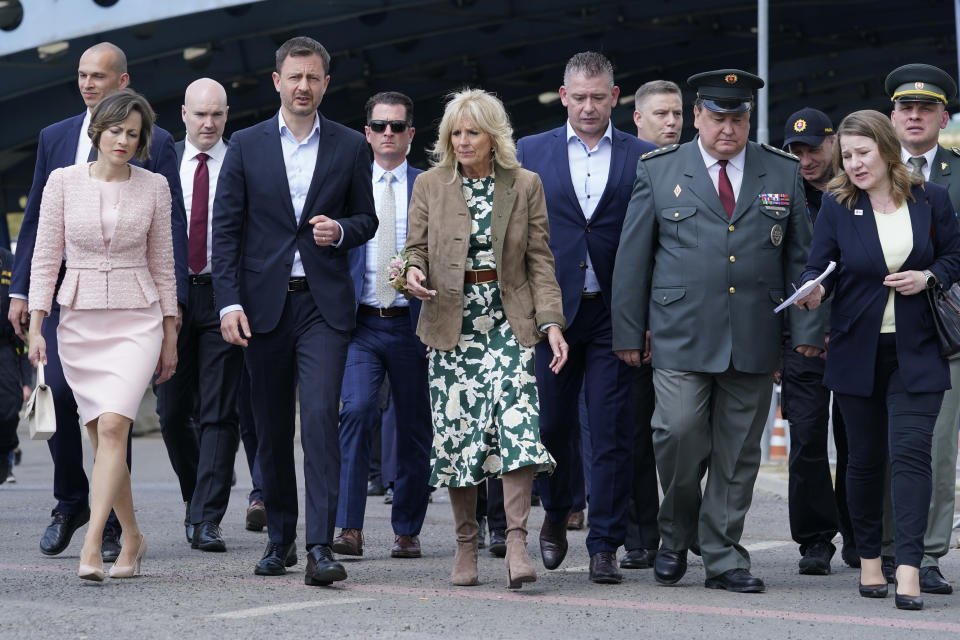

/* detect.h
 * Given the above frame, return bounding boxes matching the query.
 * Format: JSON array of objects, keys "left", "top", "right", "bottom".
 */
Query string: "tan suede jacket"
[{"left": 405, "top": 164, "right": 565, "bottom": 350}]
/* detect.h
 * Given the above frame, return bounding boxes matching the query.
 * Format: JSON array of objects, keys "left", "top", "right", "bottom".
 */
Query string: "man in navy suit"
[
  {"left": 213, "top": 36, "right": 377, "bottom": 586},
  {"left": 7, "top": 42, "right": 188, "bottom": 562},
  {"left": 517, "top": 51, "right": 655, "bottom": 584},
  {"left": 157, "top": 78, "right": 244, "bottom": 553},
  {"left": 331, "top": 91, "right": 431, "bottom": 560}
]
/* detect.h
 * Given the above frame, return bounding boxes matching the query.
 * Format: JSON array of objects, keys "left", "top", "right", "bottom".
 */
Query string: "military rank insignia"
[
  {"left": 759, "top": 193, "right": 790, "bottom": 207},
  {"left": 674, "top": 184, "right": 682, "bottom": 197}
]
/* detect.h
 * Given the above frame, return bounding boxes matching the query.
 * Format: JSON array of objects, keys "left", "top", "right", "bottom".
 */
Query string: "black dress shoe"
[
  {"left": 192, "top": 521, "right": 227, "bottom": 552},
  {"left": 0, "top": 449, "right": 10, "bottom": 486},
  {"left": 488, "top": 529, "right": 507, "bottom": 558},
  {"left": 477, "top": 516, "right": 487, "bottom": 549},
  {"left": 881, "top": 555, "right": 895, "bottom": 584},
  {"left": 919, "top": 566, "right": 953, "bottom": 594},
  {"left": 305, "top": 544, "right": 348, "bottom": 586},
  {"left": 858, "top": 582, "right": 888, "bottom": 598},
  {"left": 589, "top": 552, "right": 623, "bottom": 584},
  {"left": 39, "top": 508, "right": 90, "bottom": 556},
  {"left": 895, "top": 592, "right": 924, "bottom": 610},
  {"left": 255, "top": 541, "right": 297, "bottom": 576},
  {"left": 798, "top": 540, "right": 834, "bottom": 575},
  {"left": 620, "top": 548, "right": 657, "bottom": 570},
  {"left": 101, "top": 529, "right": 122, "bottom": 563},
  {"left": 704, "top": 568, "right": 766, "bottom": 593},
  {"left": 367, "top": 478, "right": 385, "bottom": 496},
  {"left": 184, "top": 501, "right": 194, "bottom": 544},
  {"left": 539, "top": 515, "right": 568, "bottom": 570},
  {"left": 840, "top": 542, "right": 860, "bottom": 568},
  {"left": 654, "top": 548, "right": 687, "bottom": 585}
]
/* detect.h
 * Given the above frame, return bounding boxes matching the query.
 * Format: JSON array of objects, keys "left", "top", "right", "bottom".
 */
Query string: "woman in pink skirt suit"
[{"left": 27, "top": 89, "right": 178, "bottom": 581}]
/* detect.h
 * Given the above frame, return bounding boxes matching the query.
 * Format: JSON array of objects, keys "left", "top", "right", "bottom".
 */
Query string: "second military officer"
[{"left": 612, "top": 69, "right": 823, "bottom": 593}]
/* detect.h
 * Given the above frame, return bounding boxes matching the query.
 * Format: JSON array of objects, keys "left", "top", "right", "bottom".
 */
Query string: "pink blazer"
[{"left": 28, "top": 163, "right": 177, "bottom": 317}]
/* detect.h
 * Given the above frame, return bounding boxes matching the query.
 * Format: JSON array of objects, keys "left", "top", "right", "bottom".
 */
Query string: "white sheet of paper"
[{"left": 774, "top": 261, "right": 837, "bottom": 314}]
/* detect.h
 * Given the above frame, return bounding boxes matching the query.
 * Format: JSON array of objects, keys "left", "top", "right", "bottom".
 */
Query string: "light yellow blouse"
[{"left": 875, "top": 201, "right": 912, "bottom": 333}]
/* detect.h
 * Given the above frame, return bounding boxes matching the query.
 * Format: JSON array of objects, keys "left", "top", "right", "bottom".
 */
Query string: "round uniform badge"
[
  {"left": 793, "top": 119, "right": 807, "bottom": 132},
  {"left": 725, "top": 73, "right": 738, "bottom": 84},
  {"left": 770, "top": 224, "right": 784, "bottom": 247}
]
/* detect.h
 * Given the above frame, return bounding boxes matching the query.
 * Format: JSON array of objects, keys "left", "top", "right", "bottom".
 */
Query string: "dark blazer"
[
  {"left": 212, "top": 114, "right": 378, "bottom": 334},
  {"left": 348, "top": 163, "right": 422, "bottom": 332},
  {"left": 516, "top": 125, "right": 655, "bottom": 325},
  {"left": 11, "top": 112, "right": 189, "bottom": 305},
  {"left": 802, "top": 183, "right": 960, "bottom": 396}
]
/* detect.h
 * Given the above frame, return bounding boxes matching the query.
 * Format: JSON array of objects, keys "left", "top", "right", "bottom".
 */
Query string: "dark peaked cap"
[
  {"left": 688, "top": 69, "right": 764, "bottom": 113},
  {"left": 885, "top": 63, "right": 957, "bottom": 104}
]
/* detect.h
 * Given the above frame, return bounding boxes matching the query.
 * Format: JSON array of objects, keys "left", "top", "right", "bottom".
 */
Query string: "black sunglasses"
[{"left": 368, "top": 120, "right": 409, "bottom": 133}]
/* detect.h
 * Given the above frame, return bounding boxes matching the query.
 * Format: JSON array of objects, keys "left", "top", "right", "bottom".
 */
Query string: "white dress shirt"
[
  {"left": 360, "top": 161, "right": 409, "bottom": 308},
  {"left": 74, "top": 109, "right": 93, "bottom": 166},
  {"left": 900, "top": 145, "right": 938, "bottom": 181},
  {"left": 566, "top": 120, "right": 613, "bottom": 294},
  {"left": 698, "top": 137, "right": 746, "bottom": 201},
  {"left": 180, "top": 137, "right": 227, "bottom": 275}
]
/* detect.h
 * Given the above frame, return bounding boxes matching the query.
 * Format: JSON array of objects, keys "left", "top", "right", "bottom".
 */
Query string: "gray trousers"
[
  {"left": 652, "top": 368, "right": 771, "bottom": 578},
  {"left": 881, "top": 357, "right": 960, "bottom": 567}
]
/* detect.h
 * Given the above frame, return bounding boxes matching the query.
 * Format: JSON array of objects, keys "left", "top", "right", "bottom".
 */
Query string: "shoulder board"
[
  {"left": 761, "top": 143, "right": 798, "bottom": 161},
  {"left": 641, "top": 144, "right": 679, "bottom": 160},
  {"left": 951, "top": 147, "right": 960, "bottom": 158}
]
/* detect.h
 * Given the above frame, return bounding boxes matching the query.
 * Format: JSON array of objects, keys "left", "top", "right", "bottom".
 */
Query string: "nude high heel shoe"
[
  {"left": 78, "top": 563, "right": 105, "bottom": 582},
  {"left": 78, "top": 543, "right": 104, "bottom": 582},
  {"left": 108, "top": 534, "right": 146, "bottom": 578}
]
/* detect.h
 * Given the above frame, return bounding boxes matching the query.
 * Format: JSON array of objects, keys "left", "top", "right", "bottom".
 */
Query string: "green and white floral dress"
[{"left": 428, "top": 174, "right": 556, "bottom": 488}]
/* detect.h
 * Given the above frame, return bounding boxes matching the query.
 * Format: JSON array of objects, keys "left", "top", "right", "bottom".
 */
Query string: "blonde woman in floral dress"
[{"left": 405, "top": 89, "right": 568, "bottom": 589}]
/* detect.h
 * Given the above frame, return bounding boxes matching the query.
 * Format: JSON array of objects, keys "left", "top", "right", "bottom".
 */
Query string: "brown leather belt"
[
  {"left": 288, "top": 278, "right": 309, "bottom": 292},
  {"left": 358, "top": 304, "right": 408, "bottom": 318},
  {"left": 464, "top": 269, "right": 498, "bottom": 284}
]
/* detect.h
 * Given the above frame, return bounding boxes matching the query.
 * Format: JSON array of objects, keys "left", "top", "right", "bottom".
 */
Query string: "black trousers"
[
  {"left": 624, "top": 362, "right": 660, "bottom": 552},
  {"left": 836, "top": 334, "right": 941, "bottom": 568},
  {"left": 156, "top": 281, "right": 243, "bottom": 525},
  {"left": 781, "top": 342, "right": 853, "bottom": 552}
]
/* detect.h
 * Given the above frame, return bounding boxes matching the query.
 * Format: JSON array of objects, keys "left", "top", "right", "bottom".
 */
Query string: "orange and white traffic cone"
[{"left": 769, "top": 386, "right": 789, "bottom": 463}]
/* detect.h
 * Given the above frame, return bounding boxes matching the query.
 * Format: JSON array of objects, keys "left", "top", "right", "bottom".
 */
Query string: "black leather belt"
[
  {"left": 288, "top": 278, "right": 309, "bottom": 292},
  {"left": 581, "top": 291, "right": 601, "bottom": 299},
  {"left": 358, "top": 304, "right": 408, "bottom": 318},
  {"left": 189, "top": 274, "right": 212, "bottom": 285}
]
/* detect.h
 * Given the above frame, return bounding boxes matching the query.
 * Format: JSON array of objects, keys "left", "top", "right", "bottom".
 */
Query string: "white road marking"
[{"left": 211, "top": 597, "right": 375, "bottom": 619}]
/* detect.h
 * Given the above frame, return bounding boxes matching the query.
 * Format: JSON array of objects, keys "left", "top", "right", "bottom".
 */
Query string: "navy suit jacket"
[
  {"left": 348, "top": 163, "right": 423, "bottom": 332},
  {"left": 11, "top": 112, "right": 189, "bottom": 305},
  {"left": 516, "top": 125, "right": 655, "bottom": 325},
  {"left": 802, "top": 183, "right": 960, "bottom": 396},
  {"left": 212, "top": 113, "right": 377, "bottom": 334}
]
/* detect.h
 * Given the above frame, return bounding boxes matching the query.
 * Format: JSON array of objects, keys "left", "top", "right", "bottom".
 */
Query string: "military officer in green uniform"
[
  {"left": 612, "top": 69, "right": 823, "bottom": 593},
  {"left": 883, "top": 63, "right": 960, "bottom": 595}
]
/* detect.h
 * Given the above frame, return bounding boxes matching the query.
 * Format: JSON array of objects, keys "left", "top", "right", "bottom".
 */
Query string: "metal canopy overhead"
[{"left": 0, "top": 0, "right": 956, "bottom": 216}]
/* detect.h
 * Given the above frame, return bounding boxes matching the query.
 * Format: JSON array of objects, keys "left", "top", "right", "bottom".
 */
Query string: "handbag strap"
[{"left": 37, "top": 361, "right": 45, "bottom": 387}]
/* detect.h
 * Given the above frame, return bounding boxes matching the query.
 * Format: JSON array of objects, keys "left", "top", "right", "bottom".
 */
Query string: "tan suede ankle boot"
[
  {"left": 501, "top": 466, "right": 537, "bottom": 589},
  {"left": 448, "top": 486, "right": 479, "bottom": 586}
]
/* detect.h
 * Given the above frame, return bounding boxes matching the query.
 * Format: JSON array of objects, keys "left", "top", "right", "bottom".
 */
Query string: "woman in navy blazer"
[{"left": 797, "top": 110, "right": 960, "bottom": 610}]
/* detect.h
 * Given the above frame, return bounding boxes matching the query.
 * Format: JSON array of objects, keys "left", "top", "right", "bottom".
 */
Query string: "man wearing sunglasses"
[{"left": 332, "top": 92, "right": 432, "bottom": 560}]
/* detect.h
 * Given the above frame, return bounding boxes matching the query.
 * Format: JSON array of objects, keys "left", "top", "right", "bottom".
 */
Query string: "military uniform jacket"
[
  {"left": 930, "top": 145, "right": 960, "bottom": 215},
  {"left": 612, "top": 139, "right": 821, "bottom": 374}
]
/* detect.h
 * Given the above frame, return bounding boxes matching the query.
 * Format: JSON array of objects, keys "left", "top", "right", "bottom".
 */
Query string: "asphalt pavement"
[{"left": 1, "top": 433, "right": 958, "bottom": 639}]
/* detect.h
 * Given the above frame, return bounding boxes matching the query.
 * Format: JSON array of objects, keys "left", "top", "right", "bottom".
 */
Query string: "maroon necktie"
[
  {"left": 189, "top": 152, "right": 209, "bottom": 273},
  {"left": 717, "top": 159, "right": 735, "bottom": 218}
]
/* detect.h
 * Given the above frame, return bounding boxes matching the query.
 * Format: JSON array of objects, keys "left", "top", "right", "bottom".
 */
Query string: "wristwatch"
[{"left": 923, "top": 269, "right": 939, "bottom": 289}]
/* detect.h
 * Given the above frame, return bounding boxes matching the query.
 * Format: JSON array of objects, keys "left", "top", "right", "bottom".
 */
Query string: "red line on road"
[{"left": 342, "top": 583, "right": 960, "bottom": 633}]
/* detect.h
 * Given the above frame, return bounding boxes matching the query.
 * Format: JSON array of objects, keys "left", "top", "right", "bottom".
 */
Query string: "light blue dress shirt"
[
  {"left": 359, "top": 161, "right": 409, "bottom": 308},
  {"left": 566, "top": 120, "right": 613, "bottom": 294}
]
